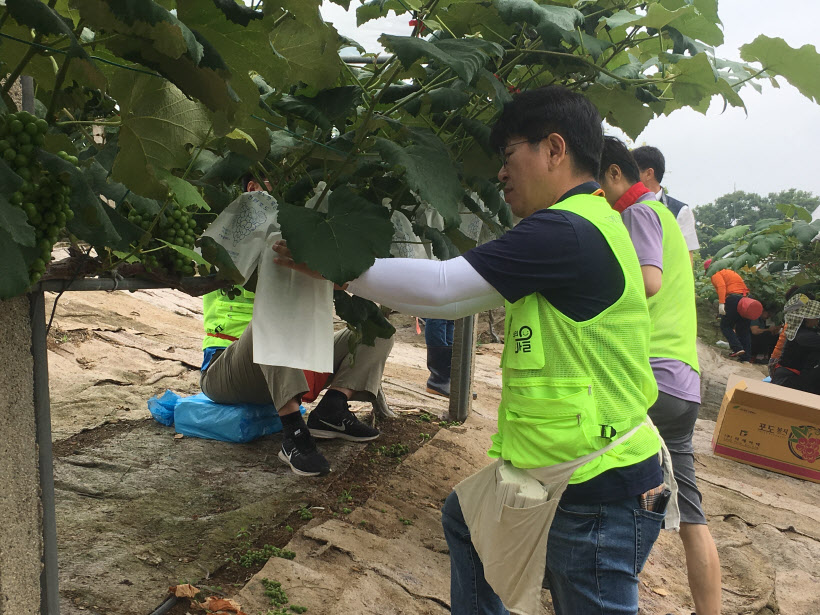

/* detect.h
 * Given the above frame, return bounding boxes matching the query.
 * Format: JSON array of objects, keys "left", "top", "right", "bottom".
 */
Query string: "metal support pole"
[
  {"left": 21, "top": 76, "right": 35, "bottom": 113},
  {"left": 37, "top": 277, "right": 168, "bottom": 293},
  {"left": 448, "top": 315, "right": 476, "bottom": 423},
  {"left": 340, "top": 54, "right": 392, "bottom": 65},
  {"left": 30, "top": 292, "right": 60, "bottom": 615}
]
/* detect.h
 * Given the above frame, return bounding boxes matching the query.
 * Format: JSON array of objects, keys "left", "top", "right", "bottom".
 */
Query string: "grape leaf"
[
  {"left": 495, "top": 0, "right": 583, "bottom": 47},
  {"left": 333, "top": 290, "right": 395, "bottom": 346},
  {"left": 0, "top": 201, "right": 35, "bottom": 248},
  {"left": 604, "top": 10, "right": 641, "bottom": 29},
  {"left": 404, "top": 88, "right": 470, "bottom": 116},
  {"left": 585, "top": 84, "right": 654, "bottom": 139},
  {"left": 177, "top": 0, "right": 282, "bottom": 117},
  {"left": 158, "top": 239, "right": 209, "bottom": 265},
  {"left": 637, "top": 4, "right": 693, "bottom": 30},
  {"left": 740, "top": 35, "right": 820, "bottom": 103},
  {"left": 373, "top": 135, "right": 464, "bottom": 228},
  {"left": 467, "top": 176, "right": 505, "bottom": 216},
  {"left": 197, "top": 236, "right": 244, "bottom": 283},
  {"left": 110, "top": 73, "right": 212, "bottom": 199},
  {"left": 0, "top": 157, "right": 23, "bottom": 196},
  {"left": 379, "top": 35, "right": 504, "bottom": 85},
  {"left": 356, "top": 0, "right": 413, "bottom": 26},
  {"left": 475, "top": 69, "right": 513, "bottom": 110},
  {"left": 268, "top": 96, "right": 333, "bottom": 132},
  {"left": 278, "top": 186, "right": 394, "bottom": 285},
  {"left": 667, "top": 54, "right": 744, "bottom": 112},
  {"left": 75, "top": 0, "right": 246, "bottom": 117},
  {"left": 211, "top": 0, "right": 264, "bottom": 26},
  {"left": 74, "top": 0, "right": 201, "bottom": 61},
  {"left": 269, "top": 16, "right": 342, "bottom": 90},
  {"left": 6, "top": 0, "right": 88, "bottom": 59},
  {"left": 156, "top": 169, "right": 211, "bottom": 212},
  {"left": 420, "top": 226, "right": 460, "bottom": 260}
]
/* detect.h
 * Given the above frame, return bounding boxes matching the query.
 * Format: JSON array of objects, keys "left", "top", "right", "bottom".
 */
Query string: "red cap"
[{"left": 703, "top": 258, "right": 713, "bottom": 272}]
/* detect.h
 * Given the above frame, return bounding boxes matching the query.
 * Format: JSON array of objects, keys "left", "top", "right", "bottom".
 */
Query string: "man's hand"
[
  {"left": 718, "top": 303, "right": 726, "bottom": 316},
  {"left": 272, "top": 240, "right": 324, "bottom": 280},
  {"left": 272, "top": 240, "right": 348, "bottom": 290}
]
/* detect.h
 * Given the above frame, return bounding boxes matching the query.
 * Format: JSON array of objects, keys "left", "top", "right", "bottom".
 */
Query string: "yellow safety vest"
[
  {"left": 639, "top": 199, "right": 700, "bottom": 373},
  {"left": 202, "top": 288, "right": 255, "bottom": 350},
  {"left": 488, "top": 193, "right": 661, "bottom": 483}
]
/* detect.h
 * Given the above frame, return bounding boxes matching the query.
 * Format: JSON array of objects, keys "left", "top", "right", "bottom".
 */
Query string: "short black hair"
[
  {"left": 600, "top": 136, "right": 640, "bottom": 184},
  {"left": 489, "top": 86, "right": 603, "bottom": 178},
  {"left": 631, "top": 145, "right": 665, "bottom": 182}
]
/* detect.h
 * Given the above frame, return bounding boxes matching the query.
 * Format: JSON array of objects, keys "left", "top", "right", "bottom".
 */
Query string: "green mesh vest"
[
  {"left": 202, "top": 289, "right": 255, "bottom": 350},
  {"left": 638, "top": 199, "right": 700, "bottom": 373},
  {"left": 489, "top": 193, "right": 661, "bottom": 482}
]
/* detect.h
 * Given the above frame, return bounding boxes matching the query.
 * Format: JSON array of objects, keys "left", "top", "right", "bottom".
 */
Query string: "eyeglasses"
[{"left": 499, "top": 137, "right": 546, "bottom": 167}]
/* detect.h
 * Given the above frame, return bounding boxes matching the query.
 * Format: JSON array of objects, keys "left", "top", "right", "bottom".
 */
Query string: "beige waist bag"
[{"left": 454, "top": 419, "right": 678, "bottom": 615}]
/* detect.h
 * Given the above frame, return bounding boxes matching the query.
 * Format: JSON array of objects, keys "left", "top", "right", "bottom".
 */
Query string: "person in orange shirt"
[{"left": 705, "top": 260, "right": 751, "bottom": 361}]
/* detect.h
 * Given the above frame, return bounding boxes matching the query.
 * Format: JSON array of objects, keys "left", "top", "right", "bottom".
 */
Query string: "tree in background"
[
  {"left": 699, "top": 197, "right": 820, "bottom": 311},
  {"left": 697, "top": 189, "right": 820, "bottom": 258}
]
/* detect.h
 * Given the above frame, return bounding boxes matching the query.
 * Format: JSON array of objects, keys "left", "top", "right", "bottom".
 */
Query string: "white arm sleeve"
[
  {"left": 380, "top": 293, "right": 504, "bottom": 320},
  {"left": 676, "top": 206, "right": 700, "bottom": 251},
  {"left": 346, "top": 256, "right": 504, "bottom": 319}
]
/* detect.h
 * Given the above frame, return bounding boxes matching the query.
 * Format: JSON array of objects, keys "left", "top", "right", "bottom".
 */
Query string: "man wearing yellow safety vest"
[
  {"left": 199, "top": 176, "right": 394, "bottom": 477},
  {"left": 272, "top": 86, "right": 668, "bottom": 614},
  {"left": 599, "top": 136, "right": 721, "bottom": 615}
]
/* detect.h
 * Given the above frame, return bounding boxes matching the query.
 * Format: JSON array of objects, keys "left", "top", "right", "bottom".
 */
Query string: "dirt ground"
[{"left": 42, "top": 290, "right": 820, "bottom": 615}]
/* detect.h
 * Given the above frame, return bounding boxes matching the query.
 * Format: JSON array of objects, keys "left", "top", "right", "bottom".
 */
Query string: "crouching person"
[
  {"left": 199, "top": 174, "right": 393, "bottom": 477},
  {"left": 273, "top": 86, "right": 669, "bottom": 614}
]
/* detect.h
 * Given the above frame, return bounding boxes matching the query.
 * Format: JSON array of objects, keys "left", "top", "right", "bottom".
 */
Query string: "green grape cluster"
[
  {"left": 0, "top": 111, "right": 76, "bottom": 285},
  {"left": 127, "top": 201, "right": 199, "bottom": 276}
]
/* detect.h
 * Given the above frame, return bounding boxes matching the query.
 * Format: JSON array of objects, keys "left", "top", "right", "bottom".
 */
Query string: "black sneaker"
[
  {"left": 278, "top": 427, "right": 330, "bottom": 476},
  {"left": 307, "top": 406, "right": 380, "bottom": 442}
]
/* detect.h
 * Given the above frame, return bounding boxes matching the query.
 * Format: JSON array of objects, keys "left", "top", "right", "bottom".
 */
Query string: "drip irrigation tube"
[{"left": 148, "top": 595, "right": 178, "bottom": 615}]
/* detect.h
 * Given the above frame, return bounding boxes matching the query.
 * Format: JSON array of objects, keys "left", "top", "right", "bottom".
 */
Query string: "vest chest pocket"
[
  {"left": 504, "top": 295, "right": 545, "bottom": 371},
  {"left": 500, "top": 386, "right": 597, "bottom": 466}
]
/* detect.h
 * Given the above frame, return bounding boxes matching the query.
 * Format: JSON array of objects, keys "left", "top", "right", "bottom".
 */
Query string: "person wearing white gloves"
[{"left": 705, "top": 260, "right": 752, "bottom": 361}]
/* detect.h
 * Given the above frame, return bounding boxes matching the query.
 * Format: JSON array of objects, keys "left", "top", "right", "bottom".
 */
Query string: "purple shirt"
[{"left": 622, "top": 200, "right": 701, "bottom": 404}]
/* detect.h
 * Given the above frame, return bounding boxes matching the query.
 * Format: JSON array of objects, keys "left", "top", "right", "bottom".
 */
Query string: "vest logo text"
[{"left": 513, "top": 325, "right": 533, "bottom": 353}]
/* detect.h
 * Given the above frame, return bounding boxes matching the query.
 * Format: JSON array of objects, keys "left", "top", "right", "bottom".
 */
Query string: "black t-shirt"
[{"left": 462, "top": 182, "right": 663, "bottom": 504}]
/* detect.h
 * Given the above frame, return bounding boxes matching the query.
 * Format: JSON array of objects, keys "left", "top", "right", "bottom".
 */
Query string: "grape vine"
[{"left": 0, "top": 0, "right": 818, "bottom": 309}]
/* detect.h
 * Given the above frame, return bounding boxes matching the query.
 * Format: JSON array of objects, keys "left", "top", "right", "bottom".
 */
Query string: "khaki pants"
[{"left": 201, "top": 320, "right": 394, "bottom": 409}]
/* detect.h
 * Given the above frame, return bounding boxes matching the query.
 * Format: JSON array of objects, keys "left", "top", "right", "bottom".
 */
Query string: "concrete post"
[
  {"left": 0, "top": 296, "right": 43, "bottom": 615},
  {"left": 448, "top": 315, "right": 478, "bottom": 423}
]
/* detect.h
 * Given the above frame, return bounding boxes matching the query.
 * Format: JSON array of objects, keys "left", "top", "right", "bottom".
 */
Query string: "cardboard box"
[{"left": 712, "top": 374, "right": 820, "bottom": 483}]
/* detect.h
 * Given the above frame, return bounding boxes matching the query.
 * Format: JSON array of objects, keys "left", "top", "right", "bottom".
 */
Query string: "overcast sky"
[{"left": 320, "top": 0, "right": 820, "bottom": 209}]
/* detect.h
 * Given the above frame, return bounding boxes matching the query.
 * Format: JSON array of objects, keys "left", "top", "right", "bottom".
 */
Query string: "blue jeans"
[
  {"left": 720, "top": 294, "right": 751, "bottom": 359},
  {"left": 441, "top": 491, "right": 664, "bottom": 615},
  {"left": 425, "top": 318, "right": 455, "bottom": 347}
]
